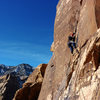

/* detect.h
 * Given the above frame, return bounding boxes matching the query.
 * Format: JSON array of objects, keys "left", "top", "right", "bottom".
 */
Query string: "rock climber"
[{"left": 68, "top": 32, "right": 76, "bottom": 54}]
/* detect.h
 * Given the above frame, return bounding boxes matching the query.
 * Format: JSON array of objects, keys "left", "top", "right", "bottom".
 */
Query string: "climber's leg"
[
  {"left": 73, "top": 42, "right": 76, "bottom": 48},
  {"left": 69, "top": 46, "right": 73, "bottom": 54},
  {"left": 68, "top": 42, "right": 73, "bottom": 54}
]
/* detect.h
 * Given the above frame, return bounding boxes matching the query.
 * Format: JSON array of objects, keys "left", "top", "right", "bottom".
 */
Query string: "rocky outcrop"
[
  {"left": 0, "top": 73, "right": 20, "bottom": 100},
  {"left": 13, "top": 64, "right": 47, "bottom": 100},
  {"left": 38, "top": 0, "right": 100, "bottom": 100}
]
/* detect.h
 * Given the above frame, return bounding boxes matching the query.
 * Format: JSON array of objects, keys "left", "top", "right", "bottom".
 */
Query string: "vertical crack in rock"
[
  {"left": 80, "top": 0, "right": 83, "bottom": 5},
  {"left": 95, "top": 0, "right": 100, "bottom": 28}
]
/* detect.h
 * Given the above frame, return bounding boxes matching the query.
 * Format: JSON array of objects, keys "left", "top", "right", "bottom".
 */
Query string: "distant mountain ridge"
[{"left": 0, "top": 64, "right": 34, "bottom": 77}]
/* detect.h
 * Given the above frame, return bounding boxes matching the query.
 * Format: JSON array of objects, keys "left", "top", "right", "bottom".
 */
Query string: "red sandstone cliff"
[{"left": 38, "top": 0, "right": 100, "bottom": 100}]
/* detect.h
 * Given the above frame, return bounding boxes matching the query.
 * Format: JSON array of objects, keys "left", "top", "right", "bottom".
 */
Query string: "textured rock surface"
[
  {"left": 38, "top": 0, "right": 100, "bottom": 100},
  {"left": 59, "top": 29, "right": 100, "bottom": 100},
  {"left": 38, "top": 56, "right": 56, "bottom": 100},
  {"left": 13, "top": 64, "right": 47, "bottom": 100},
  {"left": 0, "top": 73, "right": 20, "bottom": 100}
]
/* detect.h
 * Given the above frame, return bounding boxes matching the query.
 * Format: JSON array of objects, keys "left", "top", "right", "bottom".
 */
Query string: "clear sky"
[{"left": 0, "top": 0, "right": 59, "bottom": 67}]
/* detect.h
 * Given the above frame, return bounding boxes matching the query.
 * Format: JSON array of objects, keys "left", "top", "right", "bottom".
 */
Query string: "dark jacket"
[{"left": 68, "top": 34, "right": 75, "bottom": 42}]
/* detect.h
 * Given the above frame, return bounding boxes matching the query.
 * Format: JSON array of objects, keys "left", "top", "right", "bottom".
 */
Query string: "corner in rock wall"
[
  {"left": 40, "top": 64, "right": 47, "bottom": 77},
  {"left": 66, "top": 66, "right": 74, "bottom": 88}
]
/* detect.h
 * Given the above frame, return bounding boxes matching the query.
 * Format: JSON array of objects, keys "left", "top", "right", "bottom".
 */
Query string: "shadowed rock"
[
  {"left": 0, "top": 73, "right": 20, "bottom": 100},
  {"left": 13, "top": 64, "right": 47, "bottom": 100}
]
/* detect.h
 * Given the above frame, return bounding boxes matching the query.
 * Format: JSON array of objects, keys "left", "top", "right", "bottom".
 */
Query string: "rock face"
[
  {"left": 59, "top": 29, "right": 100, "bottom": 100},
  {"left": 38, "top": 0, "right": 100, "bottom": 100},
  {"left": 0, "top": 73, "right": 20, "bottom": 100},
  {"left": 13, "top": 64, "right": 47, "bottom": 100}
]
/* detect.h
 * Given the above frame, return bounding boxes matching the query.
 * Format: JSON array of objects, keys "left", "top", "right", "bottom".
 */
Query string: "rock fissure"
[
  {"left": 80, "top": 0, "right": 83, "bottom": 5},
  {"left": 95, "top": 0, "right": 100, "bottom": 28}
]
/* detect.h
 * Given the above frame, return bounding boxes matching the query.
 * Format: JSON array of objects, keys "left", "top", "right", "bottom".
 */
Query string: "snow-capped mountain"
[
  {"left": 15, "top": 64, "right": 34, "bottom": 76},
  {"left": 0, "top": 63, "right": 34, "bottom": 87},
  {"left": 0, "top": 64, "right": 34, "bottom": 77}
]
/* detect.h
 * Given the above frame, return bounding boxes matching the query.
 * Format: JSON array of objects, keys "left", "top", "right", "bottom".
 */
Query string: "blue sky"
[{"left": 0, "top": 0, "right": 59, "bottom": 67}]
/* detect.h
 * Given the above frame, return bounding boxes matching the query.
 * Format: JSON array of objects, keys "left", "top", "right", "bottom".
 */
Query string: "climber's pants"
[
  {"left": 72, "top": 42, "right": 76, "bottom": 48},
  {"left": 68, "top": 42, "right": 76, "bottom": 54}
]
